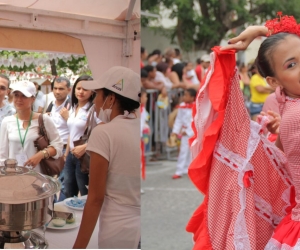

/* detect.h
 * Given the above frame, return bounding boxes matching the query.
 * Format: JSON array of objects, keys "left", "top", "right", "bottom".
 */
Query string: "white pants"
[{"left": 176, "top": 135, "right": 191, "bottom": 176}]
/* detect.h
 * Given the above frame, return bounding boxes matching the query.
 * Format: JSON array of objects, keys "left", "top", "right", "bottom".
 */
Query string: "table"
[{"left": 33, "top": 196, "right": 98, "bottom": 249}]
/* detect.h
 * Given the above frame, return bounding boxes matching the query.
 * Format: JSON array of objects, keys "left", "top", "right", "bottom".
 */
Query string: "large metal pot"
[{"left": 0, "top": 159, "right": 61, "bottom": 231}]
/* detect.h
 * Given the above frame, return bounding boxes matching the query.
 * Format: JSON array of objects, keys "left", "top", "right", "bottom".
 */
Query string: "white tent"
[{"left": 0, "top": 0, "right": 140, "bottom": 77}]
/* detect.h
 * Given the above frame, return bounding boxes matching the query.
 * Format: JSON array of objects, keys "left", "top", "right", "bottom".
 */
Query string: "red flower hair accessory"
[{"left": 265, "top": 12, "right": 300, "bottom": 37}]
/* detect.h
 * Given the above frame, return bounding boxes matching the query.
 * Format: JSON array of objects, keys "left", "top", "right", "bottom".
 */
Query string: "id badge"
[{"left": 15, "top": 152, "right": 28, "bottom": 166}]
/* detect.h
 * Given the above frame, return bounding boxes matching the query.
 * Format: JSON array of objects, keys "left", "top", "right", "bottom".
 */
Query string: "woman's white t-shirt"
[
  {"left": 0, "top": 114, "right": 63, "bottom": 172},
  {"left": 67, "top": 102, "right": 100, "bottom": 150}
]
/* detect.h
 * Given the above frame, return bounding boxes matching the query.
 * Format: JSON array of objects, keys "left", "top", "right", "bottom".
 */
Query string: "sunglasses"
[{"left": 0, "top": 86, "right": 7, "bottom": 91}]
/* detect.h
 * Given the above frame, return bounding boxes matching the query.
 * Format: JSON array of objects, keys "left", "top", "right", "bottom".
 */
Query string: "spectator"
[
  {"left": 147, "top": 49, "right": 163, "bottom": 67},
  {"left": 141, "top": 47, "right": 148, "bottom": 68},
  {"left": 43, "top": 78, "right": 55, "bottom": 113},
  {"left": 171, "top": 88, "right": 196, "bottom": 179},
  {"left": 64, "top": 75, "right": 98, "bottom": 198},
  {"left": 156, "top": 62, "right": 173, "bottom": 90},
  {"left": 46, "top": 76, "right": 72, "bottom": 202},
  {"left": 195, "top": 58, "right": 203, "bottom": 82},
  {"left": 185, "top": 62, "right": 200, "bottom": 88},
  {"left": 32, "top": 81, "right": 45, "bottom": 113},
  {"left": 249, "top": 65, "right": 273, "bottom": 121},
  {"left": 174, "top": 48, "right": 181, "bottom": 64},
  {"left": 142, "top": 65, "right": 164, "bottom": 90},
  {"left": 201, "top": 54, "right": 211, "bottom": 75},
  {"left": 0, "top": 74, "right": 15, "bottom": 127},
  {"left": 0, "top": 80, "right": 63, "bottom": 172}
]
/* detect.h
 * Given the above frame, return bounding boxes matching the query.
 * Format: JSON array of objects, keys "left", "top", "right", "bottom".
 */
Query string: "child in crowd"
[
  {"left": 171, "top": 88, "right": 196, "bottom": 179},
  {"left": 185, "top": 62, "right": 200, "bottom": 85}
]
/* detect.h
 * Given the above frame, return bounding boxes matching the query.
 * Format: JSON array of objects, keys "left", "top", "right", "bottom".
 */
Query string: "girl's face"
[
  {"left": 267, "top": 35, "right": 300, "bottom": 98},
  {"left": 75, "top": 81, "right": 93, "bottom": 103}
]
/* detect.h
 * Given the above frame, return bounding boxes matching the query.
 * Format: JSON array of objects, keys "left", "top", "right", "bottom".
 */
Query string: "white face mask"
[{"left": 98, "top": 96, "right": 113, "bottom": 123}]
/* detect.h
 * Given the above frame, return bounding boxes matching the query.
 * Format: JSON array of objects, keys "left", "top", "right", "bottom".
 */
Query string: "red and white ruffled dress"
[
  {"left": 264, "top": 89, "right": 300, "bottom": 249},
  {"left": 186, "top": 47, "right": 295, "bottom": 249}
]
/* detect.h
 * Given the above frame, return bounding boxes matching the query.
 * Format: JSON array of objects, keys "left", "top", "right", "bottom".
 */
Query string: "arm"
[
  {"left": 0, "top": 118, "right": 9, "bottom": 165},
  {"left": 275, "top": 134, "right": 284, "bottom": 152},
  {"left": 221, "top": 26, "right": 268, "bottom": 51},
  {"left": 73, "top": 152, "right": 108, "bottom": 249},
  {"left": 255, "top": 85, "right": 274, "bottom": 94},
  {"left": 64, "top": 136, "right": 70, "bottom": 161}
]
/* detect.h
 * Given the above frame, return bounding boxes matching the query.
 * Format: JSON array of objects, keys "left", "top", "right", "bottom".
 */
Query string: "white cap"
[
  {"left": 201, "top": 54, "right": 210, "bottom": 62},
  {"left": 81, "top": 66, "right": 140, "bottom": 102},
  {"left": 11, "top": 80, "right": 36, "bottom": 97}
]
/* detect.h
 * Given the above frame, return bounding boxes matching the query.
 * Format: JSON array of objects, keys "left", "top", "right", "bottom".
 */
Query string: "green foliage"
[{"left": 142, "top": 0, "right": 300, "bottom": 52}]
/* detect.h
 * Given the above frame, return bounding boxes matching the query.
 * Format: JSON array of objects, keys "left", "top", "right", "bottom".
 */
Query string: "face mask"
[
  {"left": 98, "top": 96, "right": 113, "bottom": 123},
  {"left": 151, "top": 61, "right": 157, "bottom": 67}
]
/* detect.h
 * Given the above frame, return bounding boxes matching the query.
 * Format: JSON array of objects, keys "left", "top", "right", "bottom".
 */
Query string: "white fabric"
[
  {"left": 173, "top": 58, "right": 181, "bottom": 65},
  {"left": 43, "top": 92, "right": 55, "bottom": 112},
  {"left": 86, "top": 115, "right": 140, "bottom": 249},
  {"left": 49, "top": 97, "right": 70, "bottom": 144},
  {"left": 190, "top": 52, "right": 216, "bottom": 160},
  {"left": 33, "top": 91, "right": 45, "bottom": 112},
  {"left": 175, "top": 135, "right": 191, "bottom": 176},
  {"left": 172, "top": 102, "right": 194, "bottom": 137},
  {"left": 0, "top": 102, "right": 15, "bottom": 127},
  {"left": 0, "top": 114, "right": 63, "bottom": 172},
  {"left": 186, "top": 69, "right": 200, "bottom": 85},
  {"left": 67, "top": 102, "right": 100, "bottom": 150},
  {"left": 264, "top": 237, "right": 300, "bottom": 250},
  {"left": 155, "top": 71, "right": 173, "bottom": 91}
]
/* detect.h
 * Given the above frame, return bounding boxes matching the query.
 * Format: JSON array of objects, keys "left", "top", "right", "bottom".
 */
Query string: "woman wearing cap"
[
  {"left": 73, "top": 66, "right": 141, "bottom": 249},
  {"left": 0, "top": 80, "right": 63, "bottom": 172}
]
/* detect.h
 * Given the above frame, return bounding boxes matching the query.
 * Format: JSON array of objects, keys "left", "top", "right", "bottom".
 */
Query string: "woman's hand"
[
  {"left": 71, "top": 144, "right": 86, "bottom": 159},
  {"left": 221, "top": 26, "right": 268, "bottom": 51},
  {"left": 261, "top": 110, "right": 281, "bottom": 135},
  {"left": 24, "top": 151, "right": 44, "bottom": 168},
  {"left": 60, "top": 107, "right": 69, "bottom": 121}
]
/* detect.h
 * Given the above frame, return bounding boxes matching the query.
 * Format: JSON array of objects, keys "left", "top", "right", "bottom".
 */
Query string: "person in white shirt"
[
  {"left": 46, "top": 76, "right": 71, "bottom": 202},
  {"left": 73, "top": 66, "right": 141, "bottom": 249},
  {"left": 0, "top": 74, "right": 15, "bottom": 127},
  {"left": 185, "top": 62, "right": 200, "bottom": 86},
  {"left": 171, "top": 88, "right": 196, "bottom": 179},
  {"left": 0, "top": 80, "right": 63, "bottom": 172},
  {"left": 64, "top": 75, "right": 97, "bottom": 198},
  {"left": 42, "top": 80, "right": 55, "bottom": 113},
  {"left": 32, "top": 81, "right": 45, "bottom": 113}
]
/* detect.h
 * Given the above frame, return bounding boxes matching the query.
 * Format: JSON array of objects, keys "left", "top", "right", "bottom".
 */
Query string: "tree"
[{"left": 142, "top": 0, "right": 300, "bottom": 52}]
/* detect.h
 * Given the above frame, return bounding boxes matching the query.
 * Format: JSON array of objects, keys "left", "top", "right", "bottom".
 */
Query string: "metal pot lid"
[{"left": 0, "top": 159, "right": 61, "bottom": 204}]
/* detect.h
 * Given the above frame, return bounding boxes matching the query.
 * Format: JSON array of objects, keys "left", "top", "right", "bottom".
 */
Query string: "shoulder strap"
[
  {"left": 82, "top": 105, "right": 95, "bottom": 139},
  {"left": 38, "top": 114, "right": 49, "bottom": 143},
  {"left": 46, "top": 102, "right": 53, "bottom": 113},
  {"left": 64, "top": 98, "right": 71, "bottom": 110}
]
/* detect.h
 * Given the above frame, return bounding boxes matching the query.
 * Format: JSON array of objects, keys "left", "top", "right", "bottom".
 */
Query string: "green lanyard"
[{"left": 16, "top": 112, "right": 33, "bottom": 148}]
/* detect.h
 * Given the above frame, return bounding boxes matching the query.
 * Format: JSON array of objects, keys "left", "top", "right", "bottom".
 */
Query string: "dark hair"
[
  {"left": 33, "top": 81, "right": 41, "bottom": 91},
  {"left": 143, "top": 65, "right": 155, "bottom": 73},
  {"left": 102, "top": 88, "right": 140, "bottom": 113},
  {"left": 256, "top": 32, "right": 298, "bottom": 78},
  {"left": 141, "top": 69, "right": 148, "bottom": 78},
  {"left": 55, "top": 76, "right": 71, "bottom": 88},
  {"left": 185, "top": 88, "right": 197, "bottom": 98},
  {"left": 147, "top": 49, "right": 161, "bottom": 60},
  {"left": 196, "top": 58, "right": 201, "bottom": 64},
  {"left": 156, "top": 62, "right": 168, "bottom": 73},
  {"left": 141, "top": 47, "right": 145, "bottom": 54},
  {"left": 0, "top": 74, "right": 10, "bottom": 88},
  {"left": 171, "top": 63, "right": 185, "bottom": 81},
  {"left": 71, "top": 75, "right": 95, "bottom": 108},
  {"left": 175, "top": 48, "right": 180, "bottom": 56}
]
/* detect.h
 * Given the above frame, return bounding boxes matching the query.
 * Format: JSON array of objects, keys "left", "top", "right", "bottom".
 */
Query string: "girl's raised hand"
[
  {"left": 261, "top": 110, "right": 281, "bottom": 135},
  {"left": 221, "top": 26, "right": 268, "bottom": 51}
]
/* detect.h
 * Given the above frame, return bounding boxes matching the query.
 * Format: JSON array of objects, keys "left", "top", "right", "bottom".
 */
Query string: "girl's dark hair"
[
  {"left": 71, "top": 75, "right": 95, "bottom": 108},
  {"left": 102, "top": 88, "right": 140, "bottom": 113},
  {"left": 156, "top": 62, "right": 169, "bottom": 73},
  {"left": 256, "top": 32, "right": 298, "bottom": 77},
  {"left": 186, "top": 88, "right": 197, "bottom": 98},
  {"left": 171, "top": 63, "right": 185, "bottom": 81}
]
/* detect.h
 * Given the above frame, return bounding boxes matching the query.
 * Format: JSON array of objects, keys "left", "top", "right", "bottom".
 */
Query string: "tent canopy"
[{"left": 0, "top": 0, "right": 140, "bottom": 77}]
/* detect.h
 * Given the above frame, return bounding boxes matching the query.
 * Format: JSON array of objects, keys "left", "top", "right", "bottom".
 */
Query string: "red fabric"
[
  {"left": 195, "top": 65, "right": 203, "bottom": 82},
  {"left": 141, "top": 139, "right": 146, "bottom": 180},
  {"left": 140, "top": 61, "right": 144, "bottom": 68},
  {"left": 186, "top": 46, "right": 293, "bottom": 249}
]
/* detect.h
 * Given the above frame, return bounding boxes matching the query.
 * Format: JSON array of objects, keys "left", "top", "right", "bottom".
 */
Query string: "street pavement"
[{"left": 141, "top": 160, "right": 204, "bottom": 250}]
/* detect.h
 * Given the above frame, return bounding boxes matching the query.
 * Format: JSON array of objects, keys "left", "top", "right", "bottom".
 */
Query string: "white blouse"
[
  {"left": 67, "top": 102, "right": 101, "bottom": 150},
  {"left": 0, "top": 114, "right": 63, "bottom": 172}
]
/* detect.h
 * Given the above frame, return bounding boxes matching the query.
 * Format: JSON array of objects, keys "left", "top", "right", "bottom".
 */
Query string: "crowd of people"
[{"left": 0, "top": 66, "right": 141, "bottom": 249}]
